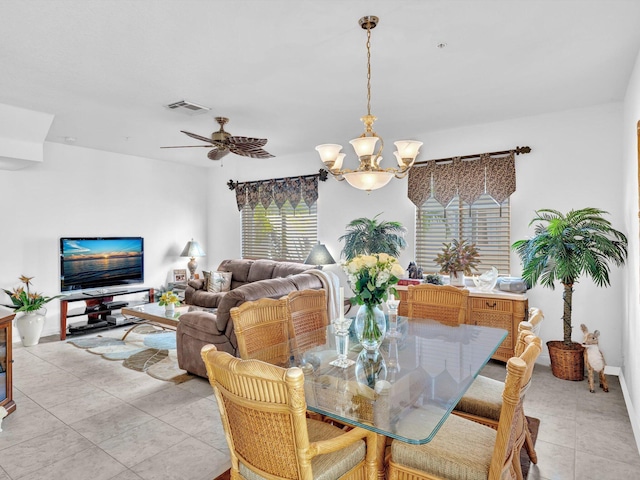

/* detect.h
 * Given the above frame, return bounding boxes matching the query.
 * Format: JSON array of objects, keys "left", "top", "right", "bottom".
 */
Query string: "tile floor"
[{"left": 1, "top": 331, "right": 639, "bottom": 479}]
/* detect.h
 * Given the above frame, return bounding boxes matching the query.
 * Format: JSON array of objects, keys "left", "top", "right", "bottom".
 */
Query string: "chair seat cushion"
[
  {"left": 391, "top": 414, "right": 495, "bottom": 480},
  {"left": 239, "top": 418, "right": 365, "bottom": 480},
  {"left": 455, "top": 374, "right": 503, "bottom": 422}
]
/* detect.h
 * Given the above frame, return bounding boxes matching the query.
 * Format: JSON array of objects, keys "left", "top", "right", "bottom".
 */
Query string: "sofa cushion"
[
  {"left": 204, "top": 271, "right": 232, "bottom": 293},
  {"left": 273, "top": 262, "right": 313, "bottom": 278},
  {"left": 218, "top": 259, "right": 254, "bottom": 284},
  {"left": 188, "top": 289, "right": 226, "bottom": 309},
  {"left": 247, "top": 259, "right": 277, "bottom": 283}
]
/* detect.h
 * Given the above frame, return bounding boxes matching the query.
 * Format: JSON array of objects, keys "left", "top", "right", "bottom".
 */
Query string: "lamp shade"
[
  {"left": 180, "top": 239, "right": 206, "bottom": 258},
  {"left": 304, "top": 242, "right": 336, "bottom": 266},
  {"left": 343, "top": 171, "right": 394, "bottom": 191}
]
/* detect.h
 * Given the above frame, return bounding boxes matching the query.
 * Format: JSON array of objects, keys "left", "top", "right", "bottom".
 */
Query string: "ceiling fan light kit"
[{"left": 315, "top": 15, "right": 423, "bottom": 192}]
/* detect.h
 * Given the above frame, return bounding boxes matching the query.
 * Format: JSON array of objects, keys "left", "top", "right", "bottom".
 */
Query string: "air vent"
[{"left": 164, "top": 100, "right": 211, "bottom": 115}]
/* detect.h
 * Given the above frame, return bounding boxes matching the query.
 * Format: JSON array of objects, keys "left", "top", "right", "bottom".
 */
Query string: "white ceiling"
[{"left": 1, "top": 0, "right": 640, "bottom": 167}]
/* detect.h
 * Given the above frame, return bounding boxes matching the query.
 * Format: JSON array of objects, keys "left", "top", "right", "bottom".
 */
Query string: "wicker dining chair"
[
  {"left": 387, "top": 331, "right": 542, "bottom": 480},
  {"left": 527, "top": 307, "right": 544, "bottom": 337},
  {"left": 201, "top": 344, "right": 379, "bottom": 480},
  {"left": 454, "top": 324, "right": 541, "bottom": 463},
  {"left": 230, "top": 297, "right": 291, "bottom": 367},
  {"left": 406, "top": 284, "right": 470, "bottom": 326},
  {"left": 286, "top": 289, "right": 329, "bottom": 352}
]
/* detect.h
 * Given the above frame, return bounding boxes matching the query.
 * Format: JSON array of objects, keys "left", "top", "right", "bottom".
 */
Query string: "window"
[
  {"left": 241, "top": 201, "right": 317, "bottom": 262},
  {"left": 415, "top": 194, "right": 511, "bottom": 275}
]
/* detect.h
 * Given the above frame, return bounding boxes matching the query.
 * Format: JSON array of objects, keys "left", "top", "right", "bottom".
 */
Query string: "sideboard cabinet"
[
  {"left": 1, "top": 309, "right": 16, "bottom": 415},
  {"left": 396, "top": 286, "right": 528, "bottom": 361}
]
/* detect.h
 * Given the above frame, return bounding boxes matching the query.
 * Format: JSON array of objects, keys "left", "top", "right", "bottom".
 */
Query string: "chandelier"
[{"left": 315, "top": 16, "right": 423, "bottom": 192}]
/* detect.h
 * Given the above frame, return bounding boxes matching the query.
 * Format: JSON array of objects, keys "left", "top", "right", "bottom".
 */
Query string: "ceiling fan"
[{"left": 162, "top": 116, "right": 274, "bottom": 160}]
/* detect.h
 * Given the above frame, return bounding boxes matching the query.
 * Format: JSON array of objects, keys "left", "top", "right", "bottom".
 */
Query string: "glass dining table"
[
  {"left": 251, "top": 316, "right": 507, "bottom": 479},
  {"left": 252, "top": 317, "right": 507, "bottom": 479}
]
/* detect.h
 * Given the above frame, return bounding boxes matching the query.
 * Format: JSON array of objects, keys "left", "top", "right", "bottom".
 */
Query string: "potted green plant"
[
  {"left": 339, "top": 213, "right": 407, "bottom": 260},
  {"left": 424, "top": 273, "right": 444, "bottom": 285},
  {"left": 512, "top": 208, "right": 627, "bottom": 380},
  {"left": 434, "top": 239, "right": 480, "bottom": 286},
  {"left": 2, "top": 275, "right": 61, "bottom": 346}
]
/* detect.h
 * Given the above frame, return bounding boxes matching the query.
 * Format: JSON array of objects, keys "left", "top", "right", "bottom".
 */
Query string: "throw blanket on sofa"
[{"left": 306, "top": 269, "right": 341, "bottom": 321}]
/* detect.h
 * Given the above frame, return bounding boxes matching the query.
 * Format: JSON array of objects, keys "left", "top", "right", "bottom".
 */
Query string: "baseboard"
[{"left": 618, "top": 371, "right": 640, "bottom": 456}]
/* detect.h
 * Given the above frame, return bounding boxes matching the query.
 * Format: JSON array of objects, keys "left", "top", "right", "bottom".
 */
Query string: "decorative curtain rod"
[
  {"left": 227, "top": 169, "right": 328, "bottom": 191},
  {"left": 413, "top": 145, "right": 531, "bottom": 166}
]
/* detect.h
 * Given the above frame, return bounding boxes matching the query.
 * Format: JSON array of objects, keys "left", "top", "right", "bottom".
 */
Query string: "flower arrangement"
[
  {"left": 2, "top": 275, "right": 60, "bottom": 313},
  {"left": 343, "top": 253, "right": 405, "bottom": 350},
  {"left": 434, "top": 239, "right": 480, "bottom": 276},
  {"left": 343, "top": 253, "right": 405, "bottom": 306},
  {"left": 158, "top": 290, "right": 181, "bottom": 307}
]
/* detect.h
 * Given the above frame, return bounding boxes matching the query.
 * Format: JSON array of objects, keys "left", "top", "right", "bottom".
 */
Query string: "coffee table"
[{"left": 120, "top": 302, "right": 216, "bottom": 339}]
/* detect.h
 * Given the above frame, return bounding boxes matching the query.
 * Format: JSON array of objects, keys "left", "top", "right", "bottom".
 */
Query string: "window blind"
[
  {"left": 416, "top": 194, "right": 511, "bottom": 276},
  {"left": 241, "top": 201, "right": 317, "bottom": 262}
]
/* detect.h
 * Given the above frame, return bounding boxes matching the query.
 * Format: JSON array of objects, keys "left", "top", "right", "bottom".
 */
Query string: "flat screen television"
[{"left": 60, "top": 237, "right": 144, "bottom": 293}]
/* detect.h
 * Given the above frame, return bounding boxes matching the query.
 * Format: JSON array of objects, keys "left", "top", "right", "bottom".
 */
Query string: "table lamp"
[
  {"left": 304, "top": 242, "right": 336, "bottom": 269},
  {"left": 180, "top": 238, "right": 206, "bottom": 280}
]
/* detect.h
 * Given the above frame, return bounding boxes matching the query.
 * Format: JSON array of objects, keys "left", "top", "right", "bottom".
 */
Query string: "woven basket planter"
[{"left": 547, "top": 340, "right": 584, "bottom": 381}]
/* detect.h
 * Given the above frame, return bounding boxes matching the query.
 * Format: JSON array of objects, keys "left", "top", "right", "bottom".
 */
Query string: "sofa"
[{"left": 176, "top": 258, "right": 339, "bottom": 378}]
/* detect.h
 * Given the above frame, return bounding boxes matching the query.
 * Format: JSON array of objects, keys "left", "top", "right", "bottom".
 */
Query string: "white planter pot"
[
  {"left": 449, "top": 271, "right": 465, "bottom": 287},
  {"left": 16, "top": 309, "right": 46, "bottom": 347}
]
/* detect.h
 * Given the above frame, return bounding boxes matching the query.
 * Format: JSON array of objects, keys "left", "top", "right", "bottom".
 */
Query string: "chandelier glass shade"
[{"left": 315, "top": 16, "right": 423, "bottom": 192}]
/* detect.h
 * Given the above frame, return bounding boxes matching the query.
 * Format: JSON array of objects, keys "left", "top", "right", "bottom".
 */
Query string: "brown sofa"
[{"left": 176, "top": 258, "right": 336, "bottom": 378}]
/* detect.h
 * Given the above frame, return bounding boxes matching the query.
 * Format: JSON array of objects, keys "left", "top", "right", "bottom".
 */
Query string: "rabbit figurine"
[{"left": 581, "top": 324, "right": 609, "bottom": 393}]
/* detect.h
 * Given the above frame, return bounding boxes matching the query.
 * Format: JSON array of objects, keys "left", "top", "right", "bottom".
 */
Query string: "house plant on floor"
[
  {"left": 2, "top": 275, "right": 61, "bottom": 346},
  {"left": 434, "top": 239, "right": 480, "bottom": 287},
  {"left": 512, "top": 208, "right": 628, "bottom": 380}
]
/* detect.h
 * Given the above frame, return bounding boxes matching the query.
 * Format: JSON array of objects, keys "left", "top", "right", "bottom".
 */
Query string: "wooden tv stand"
[{"left": 59, "top": 287, "right": 154, "bottom": 340}]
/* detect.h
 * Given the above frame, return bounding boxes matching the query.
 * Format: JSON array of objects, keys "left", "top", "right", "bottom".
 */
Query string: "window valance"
[
  {"left": 408, "top": 147, "right": 530, "bottom": 208},
  {"left": 228, "top": 170, "right": 328, "bottom": 212}
]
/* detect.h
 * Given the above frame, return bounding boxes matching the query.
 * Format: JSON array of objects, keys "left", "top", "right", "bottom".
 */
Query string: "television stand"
[{"left": 59, "top": 287, "right": 154, "bottom": 340}]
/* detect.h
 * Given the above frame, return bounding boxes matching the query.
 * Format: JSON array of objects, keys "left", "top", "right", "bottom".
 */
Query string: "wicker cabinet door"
[
  {"left": 398, "top": 289, "right": 409, "bottom": 317},
  {"left": 468, "top": 297, "right": 528, "bottom": 362}
]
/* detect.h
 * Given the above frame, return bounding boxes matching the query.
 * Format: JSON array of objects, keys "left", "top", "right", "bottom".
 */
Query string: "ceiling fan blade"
[
  {"left": 161, "top": 145, "right": 213, "bottom": 149},
  {"left": 181, "top": 130, "right": 213, "bottom": 143},
  {"left": 207, "top": 148, "right": 230, "bottom": 161},
  {"left": 229, "top": 144, "right": 275, "bottom": 159},
  {"left": 228, "top": 136, "right": 268, "bottom": 148}
]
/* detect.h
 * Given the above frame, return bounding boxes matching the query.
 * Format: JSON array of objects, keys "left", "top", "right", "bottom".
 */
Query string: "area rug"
[
  {"left": 67, "top": 325, "right": 193, "bottom": 384},
  {"left": 212, "top": 417, "right": 540, "bottom": 480}
]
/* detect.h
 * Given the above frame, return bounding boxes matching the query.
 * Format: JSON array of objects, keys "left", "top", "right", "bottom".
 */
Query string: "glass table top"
[{"left": 253, "top": 317, "right": 507, "bottom": 444}]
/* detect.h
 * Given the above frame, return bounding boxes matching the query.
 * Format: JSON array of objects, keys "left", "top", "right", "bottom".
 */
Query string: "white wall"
[
  {"left": 1, "top": 102, "right": 628, "bottom": 371},
  {"left": 622, "top": 47, "right": 640, "bottom": 427},
  {"left": 0, "top": 142, "right": 209, "bottom": 342},
  {"left": 209, "top": 103, "right": 626, "bottom": 367}
]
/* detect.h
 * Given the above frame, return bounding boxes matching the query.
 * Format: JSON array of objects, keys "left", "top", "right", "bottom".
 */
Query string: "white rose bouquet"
[{"left": 343, "top": 253, "right": 405, "bottom": 307}]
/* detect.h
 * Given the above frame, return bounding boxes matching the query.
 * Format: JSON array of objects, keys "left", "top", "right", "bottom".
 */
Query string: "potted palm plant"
[
  {"left": 339, "top": 214, "right": 407, "bottom": 260},
  {"left": 434, "top": 239, "right": 480, "bottom": 286},
  {"left": 512, "top": 208, "right": 627, "bottom": 380}
]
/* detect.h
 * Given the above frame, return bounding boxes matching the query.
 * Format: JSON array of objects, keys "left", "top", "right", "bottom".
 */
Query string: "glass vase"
[{"left": 354, "top": 303, "right": 386, "bottom": 352}]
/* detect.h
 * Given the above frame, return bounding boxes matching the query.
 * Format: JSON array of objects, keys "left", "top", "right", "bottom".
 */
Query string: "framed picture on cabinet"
[{"left": 172, "top": 269, "right": 187, "bottom": 283}]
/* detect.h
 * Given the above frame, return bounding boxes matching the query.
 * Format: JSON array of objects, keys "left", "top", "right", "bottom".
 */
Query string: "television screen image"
[{"left": 60, "top": 237, "right": 144, "bottom": 292}]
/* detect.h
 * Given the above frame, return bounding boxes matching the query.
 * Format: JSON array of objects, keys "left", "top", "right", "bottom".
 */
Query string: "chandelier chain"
[{"left": 366, "top": 24, "right": 372, "bottom": 117}]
